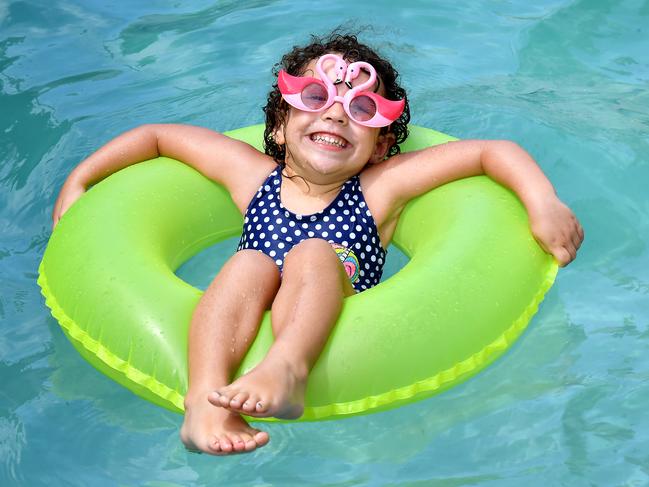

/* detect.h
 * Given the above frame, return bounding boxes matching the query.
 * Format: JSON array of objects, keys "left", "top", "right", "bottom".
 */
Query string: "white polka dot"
[
  {"left": 287, "top": 236, "right": 293, "bottom": 242},
  {"left": 350, "top": 215, "right": 356, "bottom": 222},
  {"left": 278, "top": 242, "right": 285, "bottom": 249},
  {"left": 244, "top": 217, "right": 249, "bottom": 223},
  {"left": 256, "top": 224, "right": 262, "bottom": 230},
  {"left": 336, "top": 216, "right": 343, "bottom": 222},
  {"left": 251, "top": 208, "right": 257, "bottom": 214},
  {"left": 371, "top": 236, "right": 376, "bottom": 243},
  {"left": 261, "top": 208, "right": 267, "bottom": 215},
  {"left": 264, "top": 185, "right": 271, "bottom": 191},
  {"left": 253, "top": 241, "right": 258, "bottom": 248},
  {"left": 354, "top": 242, "right": 362, "bottom": 249},
  {"left": 268, "top": 225, "right": 274, "bottom": 231},
  {"left": 342, "top": 224, "right": 349, "bottom": 230},
  {"left": 276, "top": 218, "right": 282, "bottom": 224},
  {"left": 360, "top": 252, "right": 366, "bottom": 259},
  {"left": 308, "top": 231, "right": 314, "bottom": 237},
  {"left": 302, "top": 222, "right": 308, "bottom": 229},
  {"left": 253, "top": 216, "right": 259, "bottom": 223},
  {"left": 356, "top": 225, "right": 362, "bottom": 231},
  {"left": 323, "top": 216, "right": 329, "bottom": 222},
  {"left": 329, "top": 224, "right": 336, "bottom": 230},
  {"left": 296, "top": 215, "right": 302, "bottom": 220},
  {"left": 276, "top": 259, "right": 283, "bottom": 266},
  {"left": 364, "top": 263, "right": 370, "bottom": 269},
  {"left": 272, "top": 234, "right": 278, "bottom": 240},
  {"left": 370, "top": 255, "right": 376, "bottom": 262},
  {"left": 295, "top": 229, "right": 301, "bottom": 236},
  {"left": 270, "top": 250, "right": 276, "bottom": 257},
  {"left": 259, "top": 201, "right": 265, "bottom": 207},
  {"left": 264, "top": 216, "right": 270, "bottom": 223},
  {"left": 335, "top": 231, "right": 342, "bottom": 238},
  {"left": 272, "top": 209, "right": 279, "bottom": 215},
  {"left": 259, "top": 233, "right": 266, "bottom": 239},
  {"left": 362, "top": 235, "right": 367, "bottom": 241},
  {"left": 310, "top": 215, "right": 317, "bottom": 221},
  {"left": 281, "top": 227, "right": 287, "bottom": 233},
  {"left": 315, "top": 224, "right": 322, "bottom": 230},
  {"left": 268, "top": 194, "right": 274, "bottom": 200},
  {"left": 344, "top": 209, "right": 350, "bottom": 215},
  {"left": 289, "top": 221, "right": 296, "bottom": 227},
  {"left": 342, "top": 241, "right": 348, "bottom": 247},
  {"left": 264, "top": 242, "right": 271, "bottom": 248},
  {"left": 247, "top": 225, "right": 251, "bottom": 231},
  {"left": 350, "top": 232, "right": 356, "bottom": 239},
  {"left": 337, "top": 201, "right": 344, "bottom": 207},
  {"left": 366, "top": 245, "right": 372, "bottom": 252},
  {"left": 322, "top": 231, "right": 328, "bottom": 237},
  {"left": 378, "top": 258, "right": 383, "bottom": 264}
]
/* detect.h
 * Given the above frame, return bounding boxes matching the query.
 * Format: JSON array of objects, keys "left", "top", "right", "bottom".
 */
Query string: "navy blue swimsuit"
[{"left": 237, "top": 168, "right": 386, "bottom": 292}]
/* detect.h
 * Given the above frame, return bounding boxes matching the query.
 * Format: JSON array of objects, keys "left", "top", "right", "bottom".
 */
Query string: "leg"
[
  {"left": 180, "top": 250, "right": 280, "bottom": 455},
  {"left": 210, "top": 239, "right": 354, "bottom": 419}
]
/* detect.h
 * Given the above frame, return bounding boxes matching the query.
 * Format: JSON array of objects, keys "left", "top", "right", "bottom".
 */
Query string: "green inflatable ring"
[{"left": 38, "top": 125, "right": 557, "bottom": 421}]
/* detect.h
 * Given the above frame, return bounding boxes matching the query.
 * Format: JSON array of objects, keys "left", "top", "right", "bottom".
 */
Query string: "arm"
[
  {"left": 52, "top": 124, "right": 274, "bottom": 228},
  {"left": 379, "top": 139, "right": 584, "bottom": 266}
]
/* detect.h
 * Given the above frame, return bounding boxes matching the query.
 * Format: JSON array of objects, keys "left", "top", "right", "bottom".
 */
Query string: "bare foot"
[
  {"left": 209, "top": 353, "right": 308, "bottom": 419},
  {"left": 180, "top": 392, "right": 269, "bottom": 455}
]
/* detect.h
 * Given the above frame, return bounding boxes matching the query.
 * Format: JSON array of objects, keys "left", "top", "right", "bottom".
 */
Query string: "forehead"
[{"left": 302, "top": 55, "right": 385, "bottom": 95}]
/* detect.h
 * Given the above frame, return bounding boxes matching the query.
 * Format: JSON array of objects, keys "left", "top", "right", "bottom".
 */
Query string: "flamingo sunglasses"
[{"left": 277, "top": 54, "right": 405, "bottom": 128}]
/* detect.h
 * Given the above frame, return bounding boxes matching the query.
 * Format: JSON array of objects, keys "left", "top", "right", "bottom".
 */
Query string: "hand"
[
  {"left": 52, "top": 178, "right": 86, "bottom": 230},
  {"left": 527, "top": 196, "right": 584, "bottom": 267}
]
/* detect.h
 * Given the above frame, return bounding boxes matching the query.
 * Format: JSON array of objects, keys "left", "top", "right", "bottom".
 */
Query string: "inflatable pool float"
[{"left": 38, "top": 125, "right": 557, "bottom": 421}]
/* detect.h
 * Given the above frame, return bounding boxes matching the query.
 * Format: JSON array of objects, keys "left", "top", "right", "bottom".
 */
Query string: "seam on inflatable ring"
[
  {"left": 296, "top": 259, "right": 559, "bottom": 421},
  {"left": 37, "top": 261, "right": 185, "bottom": 413}
]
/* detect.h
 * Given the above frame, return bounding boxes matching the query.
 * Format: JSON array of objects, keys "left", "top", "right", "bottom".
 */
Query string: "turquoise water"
[{"left": 2, "top": 0, "right": 648, "bottom": 485}]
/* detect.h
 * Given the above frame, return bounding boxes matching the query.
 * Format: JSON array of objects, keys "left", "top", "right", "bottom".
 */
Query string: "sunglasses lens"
[
  {"left": 301, "top": 83, "right": 328, "bottom": 110},
  {"left": 349, "top": 95, "right": 377, "bottom": 122}
]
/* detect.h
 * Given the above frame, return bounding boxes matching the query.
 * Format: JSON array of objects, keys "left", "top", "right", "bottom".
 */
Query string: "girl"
[{"left": 52, "top": 33, "right": 583, "bottom": 456}]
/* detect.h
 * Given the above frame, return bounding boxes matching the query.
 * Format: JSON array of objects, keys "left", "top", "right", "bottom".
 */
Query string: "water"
[{"left": 2, "top": 0, "right": 648, "bottom": 485}]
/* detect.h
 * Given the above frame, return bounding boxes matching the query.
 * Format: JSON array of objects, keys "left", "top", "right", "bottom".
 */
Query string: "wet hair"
[{"left": 263, "top": 31, "right": 410, "bottom": 165}]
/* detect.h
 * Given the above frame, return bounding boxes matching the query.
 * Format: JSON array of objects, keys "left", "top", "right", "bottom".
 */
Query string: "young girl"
[{"left": 52, "top": 33, "right": 583, "bottom": 456}]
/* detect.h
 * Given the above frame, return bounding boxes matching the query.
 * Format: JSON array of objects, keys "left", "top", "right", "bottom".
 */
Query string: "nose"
[{"left": 321, "top": 98, "right": 348, "bottom": 125}]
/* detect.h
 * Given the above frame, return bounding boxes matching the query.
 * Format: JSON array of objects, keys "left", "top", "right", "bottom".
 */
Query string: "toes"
[
  {"left": 229, "top": 434, "right": 246, "bottom": 452},
  {"left": 207, "top": 435, "right": 221, "bottom": 453},
  {"left": 218, "top": 436, "right": 234, "bottom": 453},
  {"left": 255, "top": 399, "right": 270, "bottom": 414},
  {"left": 253, "top": 429, "right": 270, "bottom": 446},
  {"left": 240, "top": 433, "right": 257, "bottom": 452},
  {"left": 209, "top": 389, "right": 236, "bottom": 408},
  {"left": 229, "top": 392, "right": 250, "bottom": 410},
  {"left": 241, "top": 395, "right": 260, "bottom": 413}
]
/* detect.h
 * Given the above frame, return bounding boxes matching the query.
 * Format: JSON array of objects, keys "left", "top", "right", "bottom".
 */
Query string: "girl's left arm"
[{"left": 380, "top": 139, "right": 584, "bottom": 266}]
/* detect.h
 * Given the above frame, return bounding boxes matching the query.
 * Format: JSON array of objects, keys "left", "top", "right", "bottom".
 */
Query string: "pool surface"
[{"left": 1, "top": 1, "right": 648, "bottom": 485}]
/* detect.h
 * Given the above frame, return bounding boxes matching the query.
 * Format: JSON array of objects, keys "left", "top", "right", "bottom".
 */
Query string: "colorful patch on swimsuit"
[{"left": 331, "top": 243, "right": 360, "bottom": 283}]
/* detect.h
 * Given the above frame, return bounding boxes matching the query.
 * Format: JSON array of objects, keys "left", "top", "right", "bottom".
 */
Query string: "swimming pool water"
[{"left": 1, "top": 0, "right": 648, "bottom": 485}]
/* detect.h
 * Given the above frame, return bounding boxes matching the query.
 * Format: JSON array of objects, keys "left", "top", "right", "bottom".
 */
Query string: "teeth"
[{"left": 311, "top": 134, "right": 347, "bottom": 148}]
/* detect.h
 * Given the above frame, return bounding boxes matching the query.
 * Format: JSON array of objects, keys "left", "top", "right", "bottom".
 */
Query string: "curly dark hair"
[{"left": 263, "top": 31, "right": 410, "bottom": 165}]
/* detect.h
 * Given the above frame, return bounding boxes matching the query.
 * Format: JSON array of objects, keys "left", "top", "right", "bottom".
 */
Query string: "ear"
[
  {"left": 368, "top": 132, "right": 396, "bottom": 165},
  {"left": 273, "top": 125, "right": 286, "bottom": 145}
]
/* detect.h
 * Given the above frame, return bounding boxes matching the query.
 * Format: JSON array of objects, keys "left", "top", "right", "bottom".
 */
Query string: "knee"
[{"left": 283, "top": 238, "right": 338, "bottom": 274}]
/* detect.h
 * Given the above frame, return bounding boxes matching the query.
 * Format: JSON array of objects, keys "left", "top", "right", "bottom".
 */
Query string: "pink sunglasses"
[{"left": 278, "top": 54, "right": 405, "bottom": 128}]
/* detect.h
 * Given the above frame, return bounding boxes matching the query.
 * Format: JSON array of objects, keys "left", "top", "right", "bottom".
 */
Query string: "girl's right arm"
[{"left": 52, "top": 124, "right": 275, "bottom": 229}]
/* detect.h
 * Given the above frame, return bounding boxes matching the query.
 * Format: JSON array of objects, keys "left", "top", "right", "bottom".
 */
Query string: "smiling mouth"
[{"left": 309, "top": 133, "right": 348, "bottom": 149}]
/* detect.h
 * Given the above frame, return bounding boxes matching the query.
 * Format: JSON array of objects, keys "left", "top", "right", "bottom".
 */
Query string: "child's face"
[{"left": 274, "top": 55, "right": 395, "bottom": 183}]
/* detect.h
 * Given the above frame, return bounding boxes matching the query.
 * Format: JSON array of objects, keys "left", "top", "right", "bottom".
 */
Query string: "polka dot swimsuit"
[{"left": 237, "top": 168, "right": 386, "bottom": 293}]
